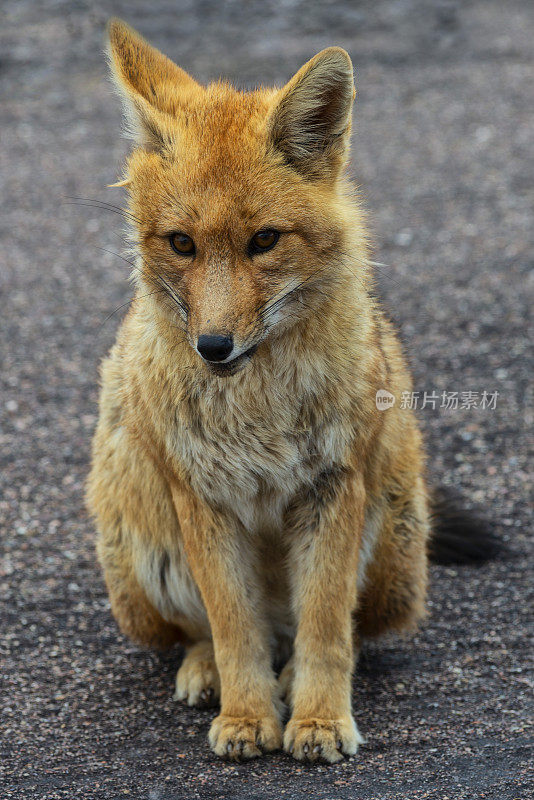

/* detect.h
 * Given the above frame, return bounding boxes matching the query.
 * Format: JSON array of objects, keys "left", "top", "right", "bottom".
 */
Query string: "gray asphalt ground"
[{"left": 1, "top": 1, "right": 533, "bottom": 798}]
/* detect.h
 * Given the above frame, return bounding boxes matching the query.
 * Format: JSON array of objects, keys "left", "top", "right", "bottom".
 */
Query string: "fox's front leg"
[
  {"left": 284, "top": 467, "right": 365, "bottom": 763},
  {"left": 171, "top": 483, "right": 282, "bottom": 760}
]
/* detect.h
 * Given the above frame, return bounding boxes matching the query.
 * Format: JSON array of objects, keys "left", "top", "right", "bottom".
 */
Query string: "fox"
[{"left": 87, "top": 18, "right": 497, "bottom": 764}]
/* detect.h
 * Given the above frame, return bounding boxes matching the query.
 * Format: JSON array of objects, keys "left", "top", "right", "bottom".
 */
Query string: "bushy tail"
[{"left": 428, "top": 486, "right": 504, "bottom": 565}]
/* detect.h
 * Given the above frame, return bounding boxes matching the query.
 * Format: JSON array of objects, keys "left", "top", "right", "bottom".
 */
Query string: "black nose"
[{"left": 197, "top": 334, "right": 234, "bottom": 362}]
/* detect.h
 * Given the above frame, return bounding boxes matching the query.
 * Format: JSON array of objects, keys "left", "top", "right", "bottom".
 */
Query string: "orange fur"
[{"left": 87, "top": 18, "right": 431, "bottom": 763}]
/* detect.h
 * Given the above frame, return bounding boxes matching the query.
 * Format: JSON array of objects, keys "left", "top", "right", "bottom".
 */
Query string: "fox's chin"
[{"left": 204, "top": 343, "right": 258, "bottom": 378}]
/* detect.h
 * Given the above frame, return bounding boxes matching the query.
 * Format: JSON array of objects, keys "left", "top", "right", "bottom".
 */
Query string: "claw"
[
  {"left": 313, "top": 744, "right": 321, "bottom": 754},
  {"left": 227, "top": 741, "right": 233, "bottom": 753},
  {"left": 303, "top": 743, "right": 309, "bottom": 754}
]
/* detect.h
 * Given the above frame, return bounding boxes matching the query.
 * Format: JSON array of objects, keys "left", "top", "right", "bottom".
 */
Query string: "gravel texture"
[{"left": 1, "top": 1, "right": 532, "bottom": 798}]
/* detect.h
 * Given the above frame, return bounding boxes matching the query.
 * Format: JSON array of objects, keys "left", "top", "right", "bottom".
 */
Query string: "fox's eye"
[
  {"left": 169, "top": 232, "right": 195, "bottom": 256},
  {"left": 249, "top": 229, "right": 280, "bottom": 255}
]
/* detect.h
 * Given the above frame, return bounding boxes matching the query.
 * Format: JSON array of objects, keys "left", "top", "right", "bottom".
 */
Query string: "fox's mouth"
[{"left": 205, "top": 344, "right": 258, "bottom": 377}]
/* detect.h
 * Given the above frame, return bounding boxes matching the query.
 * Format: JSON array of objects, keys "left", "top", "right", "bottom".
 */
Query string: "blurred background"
[{"left": 1, "top": 1, "right": 532, "bottom": 798}]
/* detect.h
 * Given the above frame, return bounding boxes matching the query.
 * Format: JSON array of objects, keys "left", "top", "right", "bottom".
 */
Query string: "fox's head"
[{"left": 107, "top": 19, "right": 364, "bottom": 376}]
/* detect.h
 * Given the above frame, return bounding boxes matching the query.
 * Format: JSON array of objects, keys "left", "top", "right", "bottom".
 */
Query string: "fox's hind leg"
[
  {"left": 174, "top": 640, "right": 221, "bottom": 707},
  {"left": 277, "top": 656, "right": 295, "bottom": 706},
  {"left": 98, "top": 521, "right": 221, "bottom": 704},
  {"left": 98, "top": 515, "right": 220, "bottom": 706},
  {"left": 356, "top": 476, "right": 430, "bottom": 638},
  {"left": 87, "top": 367, "right": 211, "bottom": 663},
  {"left": 96, "top": 524, "right": 185, "bottom": 648}
]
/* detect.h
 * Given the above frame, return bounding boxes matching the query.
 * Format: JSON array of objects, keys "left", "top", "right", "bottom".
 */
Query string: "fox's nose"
[{"left": 197, "top": 334, "right": 234, "bottom": 362}]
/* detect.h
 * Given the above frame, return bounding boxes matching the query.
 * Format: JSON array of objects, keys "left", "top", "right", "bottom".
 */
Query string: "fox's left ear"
[
  {"left": 107, "top": 18, "right": 201, "bottom": 151},
  {"left": 268, "top": 48, "right": 355, "bottom": 180}
]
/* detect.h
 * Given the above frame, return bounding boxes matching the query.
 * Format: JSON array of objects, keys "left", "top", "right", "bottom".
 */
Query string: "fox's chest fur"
[{"left": 169, "top": 367, "right": 349, "bottom": 534}]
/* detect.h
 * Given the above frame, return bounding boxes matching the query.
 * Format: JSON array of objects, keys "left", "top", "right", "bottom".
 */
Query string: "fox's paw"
[
  {"left": 208, "top": 714, "right": 283, "bottom": 761},
  {"left": 283, "top": 716, "right": 364, "bottom": 763},
  {"left": 173, "top": 641, "right": 220, "bottom": 708}
]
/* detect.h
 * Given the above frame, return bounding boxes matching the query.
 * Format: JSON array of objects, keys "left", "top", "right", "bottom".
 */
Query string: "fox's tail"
[{"left": 428, "top": 485, "right": 504, "bottom": 565}]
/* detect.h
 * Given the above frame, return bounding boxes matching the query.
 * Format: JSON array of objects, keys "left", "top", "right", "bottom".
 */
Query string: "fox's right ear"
[
  {"left": 106, "top": 18, "right": 200, "bottom": 151},
  {"left": 268, "top": 47, "right": 355, "bottom": 181}
]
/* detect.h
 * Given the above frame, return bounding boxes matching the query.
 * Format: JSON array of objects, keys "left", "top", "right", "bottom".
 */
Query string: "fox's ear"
[
  {"left": 268, "top": 48, "right": 355, "bottom": 180},
  {"left": 106, "top": 18, "right": 200, "bottom": 150}
]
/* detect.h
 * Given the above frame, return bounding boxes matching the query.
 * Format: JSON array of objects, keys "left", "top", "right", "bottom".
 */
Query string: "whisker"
[
  {"left": 256, "top": 272, "right": 317, "bottom": 317},
  {"left": 151, "top": 274, "right": 189, "bottom": 319},
  {"left": 64, "top": 196, "right": 142, "bottom": 224},
  {"left": 95, "top": 245, "right": 138, "bottom": 269},
  {"left": 63, "top": 200, "right": 137, "bottom": 225},
  {"left": 259, "top": 269, "right": 330, "bottom": 321},
  {"left": 90, "top": 243, "right": 190, "bottom": 325},
  {"left": 98, "top": 289, "right": 167, "bottom": 330},
  {"left": 368, "top": 260, "right": 404, "bottom": 289}
]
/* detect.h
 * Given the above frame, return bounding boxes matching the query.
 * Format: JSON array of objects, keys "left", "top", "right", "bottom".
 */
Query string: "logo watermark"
[
  {"left": 375, "top": 389, "right": 396, "bottom": 411},
  {"left": 376, "top": 389, "right": 499, "bottom": 411}
]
